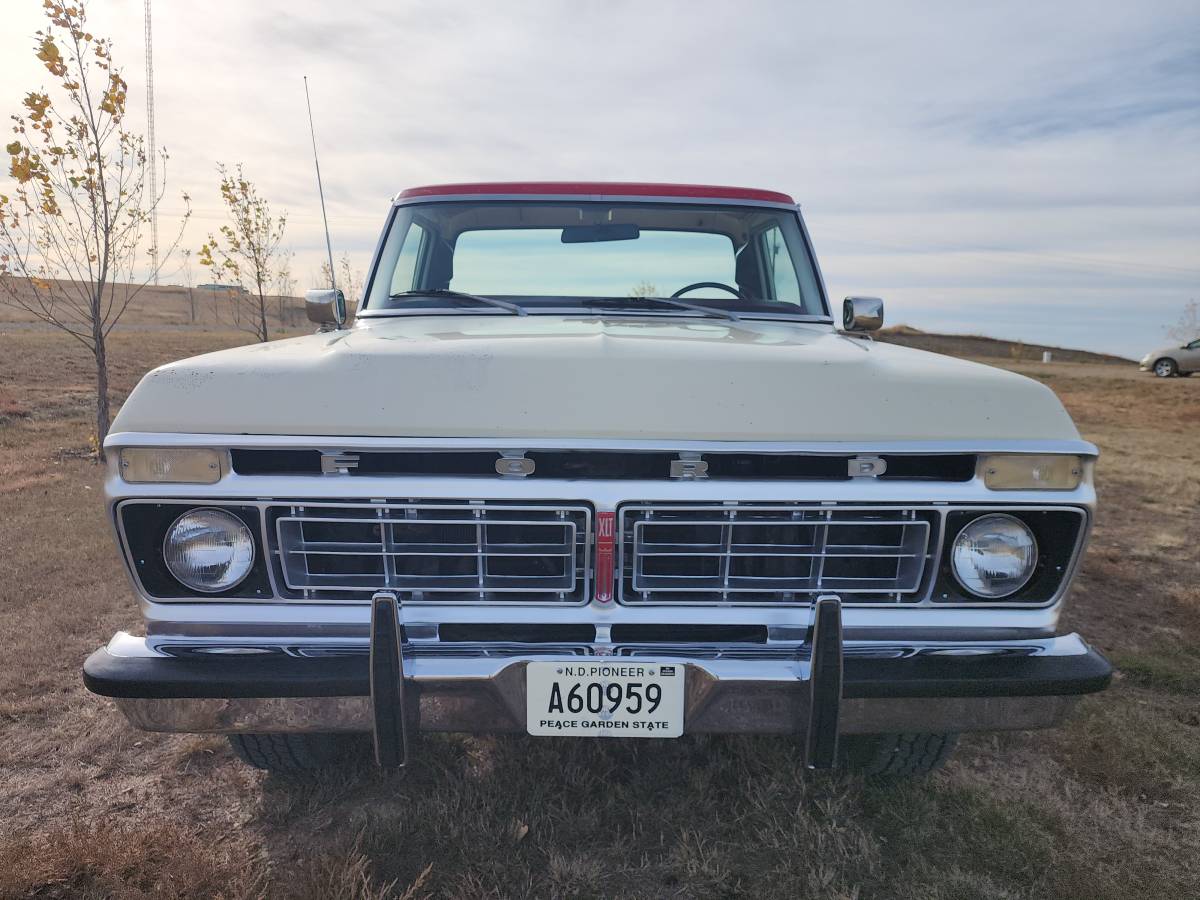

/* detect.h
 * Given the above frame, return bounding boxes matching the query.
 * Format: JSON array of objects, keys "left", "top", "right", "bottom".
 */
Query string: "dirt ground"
[{"left": 0, "top": 325, "right": 1197, "bottom": 899}]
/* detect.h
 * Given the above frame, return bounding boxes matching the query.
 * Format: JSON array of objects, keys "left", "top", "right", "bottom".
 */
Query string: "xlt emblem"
[{"left": 595, "top": 512, "right": 616, "bottom": 603}]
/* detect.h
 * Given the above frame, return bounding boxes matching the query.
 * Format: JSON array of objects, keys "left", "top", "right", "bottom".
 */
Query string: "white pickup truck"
[{"left": 84, "top": 182, "right": 1111, "bottom": 776}]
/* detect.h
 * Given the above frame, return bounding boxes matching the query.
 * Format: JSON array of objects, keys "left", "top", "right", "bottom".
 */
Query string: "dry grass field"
[
  {"left": 0, "top": 320, "right": 1197, "bottom": 899},
  {"left": 0, "top": 282, "right": 308, "bottom": 331}
]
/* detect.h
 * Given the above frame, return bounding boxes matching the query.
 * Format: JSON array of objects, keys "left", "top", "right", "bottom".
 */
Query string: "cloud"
[
  {"left": 941, "top": 39, "right": 1200, "bottom": 144},
  {"left": 0, "top": 0, "right": 1196, "bottom": 356}
]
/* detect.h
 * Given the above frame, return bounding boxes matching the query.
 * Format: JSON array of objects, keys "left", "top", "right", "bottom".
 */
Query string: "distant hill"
[{"left": 875, "top": 325, "right": 1134, "bottom": 365}]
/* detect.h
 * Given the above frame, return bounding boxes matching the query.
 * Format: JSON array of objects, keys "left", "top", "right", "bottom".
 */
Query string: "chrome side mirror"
[
  {"left": 306, "top": 288, "right": 347, "bottom": 330},
  {"left": 842, "top": 296, "right": 884, "bottom": 332}
]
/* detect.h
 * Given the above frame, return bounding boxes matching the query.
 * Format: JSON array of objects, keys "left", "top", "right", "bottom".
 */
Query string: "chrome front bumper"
[
  {"left": 86, "top": 609, "right": 1111, "bottom": 765},
  {"left": 109, "top": 679, "right": 1086, "bottom": 737}
]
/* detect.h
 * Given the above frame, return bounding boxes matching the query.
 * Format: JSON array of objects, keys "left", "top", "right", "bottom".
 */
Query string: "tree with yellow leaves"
[
  {"left": 0, "top": 0, "right": 189, "bottom": 457},
  {"left": 199, "top": 164, "right": 287, "bottom": 343}
]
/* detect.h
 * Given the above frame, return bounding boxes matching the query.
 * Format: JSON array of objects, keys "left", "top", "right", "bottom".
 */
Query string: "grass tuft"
[
  {"left": 0, "top": 822, "right": 264, "bottom": 899},
  {"left": 1113, "top": 649, "right": 1200, "bottom": 696}
]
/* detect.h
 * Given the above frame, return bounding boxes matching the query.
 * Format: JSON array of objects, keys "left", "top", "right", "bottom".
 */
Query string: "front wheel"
[
  {"left": 839, "top": 732, "right": 958, "bottom": 776},
  {"left": 1153, "top": 358, "right": 1178, "bottom": 377},
  {"left": 227, "top": 732, "right": 369, "bottom": 774}
]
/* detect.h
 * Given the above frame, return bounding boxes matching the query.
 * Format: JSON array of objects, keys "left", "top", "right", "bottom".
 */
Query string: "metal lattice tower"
[{"left": 144, "top": 0, "right": 158, "bottom": 283}]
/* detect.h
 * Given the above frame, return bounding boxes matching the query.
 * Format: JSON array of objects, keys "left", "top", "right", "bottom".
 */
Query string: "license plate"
[{"left": 526, "top": 661, "right": 685, "bottom": 737}]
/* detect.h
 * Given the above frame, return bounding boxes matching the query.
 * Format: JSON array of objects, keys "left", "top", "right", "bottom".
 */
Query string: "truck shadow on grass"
[
  {"left": 4, "top": 719, "right": 1193, "bottom": 899},
  {"left": 243, "top": 727, "right": 1195, "bottom": 899}
]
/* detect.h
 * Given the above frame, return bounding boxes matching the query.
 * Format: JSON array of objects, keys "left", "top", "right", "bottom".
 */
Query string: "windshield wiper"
[
  {"left": 585, "top": 296, "right": 740, "bottom": 321},
  {"left": 390, "top": 290, "right": 528, "bottom": 316}
]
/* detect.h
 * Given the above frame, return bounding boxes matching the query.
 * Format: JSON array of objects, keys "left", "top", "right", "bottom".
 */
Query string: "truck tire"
[
  {"left": 227, "top": 733, "right": 367, "bottom": 773},
  {"left": 839, "top": 732, "right": 958, "bottom": 776}
]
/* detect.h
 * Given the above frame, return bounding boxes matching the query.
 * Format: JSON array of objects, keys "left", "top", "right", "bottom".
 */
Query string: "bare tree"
[
  {"left": 1166, "top": 299, "right": 1198, "bottom": 343},
  {"left": 275, "top": 248, "right": 295, "bottom": 327},
  {"left": 198, "top": 163, "right": 286, "bottom": 342},
  {"left": 0, "top": 0, "right": 189, "bottom": 456},
  {"left": 181, "top": 247, "right": 195, "bottom": 323},
  {"left": 340, "top": 253, "right": 363, "bottom": 309}
]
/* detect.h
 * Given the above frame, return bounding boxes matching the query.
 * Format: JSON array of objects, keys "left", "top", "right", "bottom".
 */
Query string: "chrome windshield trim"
[
  {"left": 351, "top": 308, "right": 836, "bottom": 325},
  {"left": 364, "top": 199, "right": 823, "bottom": 317},
  {"left": 105, "top": 432, "right": 1100, "bottom": 458}
]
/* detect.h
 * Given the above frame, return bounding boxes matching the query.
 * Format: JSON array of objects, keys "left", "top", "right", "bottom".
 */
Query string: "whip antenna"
[{"left": 304, "top": 76, "right": 337, "bottom": 291}]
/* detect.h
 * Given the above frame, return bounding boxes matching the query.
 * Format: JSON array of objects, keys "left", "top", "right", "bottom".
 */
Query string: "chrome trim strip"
[
  {"left": 105, "top": 630, "right": 1095, "bottom": 661},
  {"left": 137, "top": 602, "right": 1069, "bottom": 635},
  {"left": 140, "top": 623, "right": 1058, "bottom": 642},
  {"left": 106, "top": 431, "right": 1100, "bottom": 458},
  {"left": 796, "top": 206, "right": 833, "bottom": 319},
  {"left": 110, "top": 481, "right": 1094, "bottom": 516}
]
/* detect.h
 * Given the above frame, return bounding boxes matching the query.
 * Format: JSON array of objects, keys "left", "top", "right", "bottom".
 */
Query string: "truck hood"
[{"left": 111, "top": 316, "right": 1080, "bottom": 443}]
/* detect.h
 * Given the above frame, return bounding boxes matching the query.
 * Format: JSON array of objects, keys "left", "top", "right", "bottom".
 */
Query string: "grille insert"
[
  {"left": 619, "top": 504, "right": 937, "bottom": 605},
  {"left": 230, "top": 448, "right": 975, "bottom": 481},
  {"left": 270, "top": 502, "right": 590, "bottom": 603}
]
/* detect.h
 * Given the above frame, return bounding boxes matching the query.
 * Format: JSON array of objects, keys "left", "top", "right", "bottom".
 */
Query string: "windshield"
[{"left": 363, "top": 201, "right": 827, "bottom": 319}]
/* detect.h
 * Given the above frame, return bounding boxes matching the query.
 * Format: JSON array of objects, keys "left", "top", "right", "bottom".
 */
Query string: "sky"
[{"left": 0, "top": 0, "right": 1197, "bottom": 358}]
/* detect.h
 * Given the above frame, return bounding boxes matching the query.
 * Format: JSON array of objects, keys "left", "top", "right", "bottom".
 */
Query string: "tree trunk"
[
  {"left": 256, "top": 281, "right": 269, "bottom": 343},
  {"left": 93, "top": 330, "right": 111, "bottom": 461},
  {"left": 189, "top": 287, "right": 195, "bottom": 323}
]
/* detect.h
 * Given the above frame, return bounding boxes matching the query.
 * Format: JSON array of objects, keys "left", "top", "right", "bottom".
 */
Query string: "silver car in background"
[{"left": 1140, "top": 339, "right": 1200, "bottom": 377}]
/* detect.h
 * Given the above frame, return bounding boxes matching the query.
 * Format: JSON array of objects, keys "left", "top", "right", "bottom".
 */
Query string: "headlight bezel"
[
  {"left": 932, "top": 507, "right": 1087, "bottom": 605},
  {"left": 163, "top": 507, "right": 257, "bottom": 593},
  {"left": 116, "top": 500, "right": 272, "bottom": 600}
]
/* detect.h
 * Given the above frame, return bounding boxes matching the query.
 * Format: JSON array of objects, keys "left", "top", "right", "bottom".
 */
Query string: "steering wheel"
[{"left": 671, "top": 281, "right": 746, "bottom": 300}]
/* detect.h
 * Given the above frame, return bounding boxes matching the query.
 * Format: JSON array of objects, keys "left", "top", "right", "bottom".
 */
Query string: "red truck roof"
[{"left": 396, "top": 182, "right": 795, "bottom": 205}]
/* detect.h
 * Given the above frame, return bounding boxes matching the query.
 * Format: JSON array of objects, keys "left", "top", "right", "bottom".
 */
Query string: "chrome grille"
[
  {"left": 618, "top": 504, "right": 937, "bottom": 605},
  {"left": 270, "top": 502, "right": 591, "bottom": 603}
]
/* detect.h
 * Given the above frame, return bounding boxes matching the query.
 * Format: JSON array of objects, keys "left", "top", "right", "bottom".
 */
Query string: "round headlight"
[
  {"left": 950, "top": 513, "right": 1038, "bottom": 598},
  {"left": 163, "top": 508, "right": 255, "bottom": 593}
]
